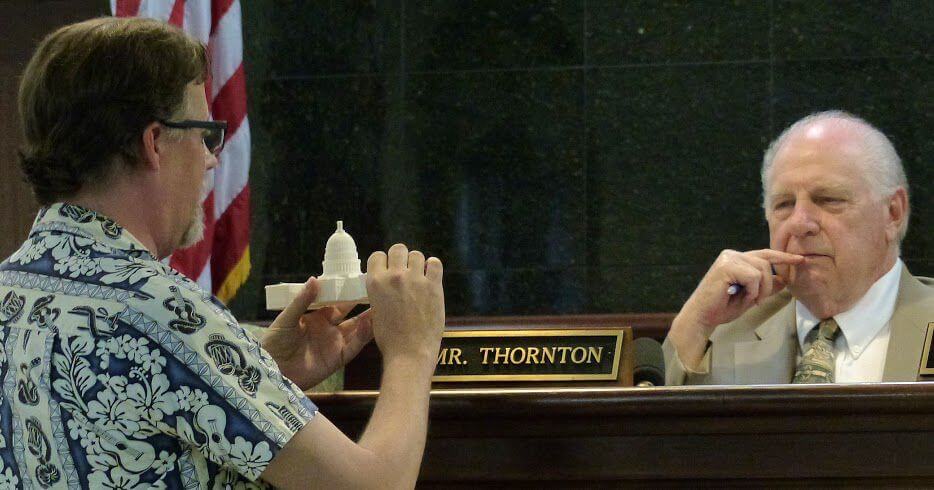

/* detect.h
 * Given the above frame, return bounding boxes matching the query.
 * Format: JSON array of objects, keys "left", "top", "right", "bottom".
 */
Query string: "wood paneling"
[
  {"left": 311, "top": 383, "right": 934, "bottom": 486},
  {"left": 0, "top": 1, "right": 105, "bottom": 258}
]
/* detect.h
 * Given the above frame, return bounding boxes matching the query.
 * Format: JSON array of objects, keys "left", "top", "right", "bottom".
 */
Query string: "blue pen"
[{"left": 727, "top": 265, "right": 779, "bottom": 296}]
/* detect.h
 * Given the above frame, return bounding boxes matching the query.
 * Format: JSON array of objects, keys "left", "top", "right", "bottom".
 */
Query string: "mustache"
[{"left": 784, "top": 243, "right": 832, "bottom": 257}]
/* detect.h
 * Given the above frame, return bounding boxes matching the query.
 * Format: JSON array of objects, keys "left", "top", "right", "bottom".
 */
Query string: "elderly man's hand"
[
  {"left": 263, "top": 278, "right": 374, "bottom": 391},
  {"left": 668, "top": 249, "right": 804, "bottom": 370}
]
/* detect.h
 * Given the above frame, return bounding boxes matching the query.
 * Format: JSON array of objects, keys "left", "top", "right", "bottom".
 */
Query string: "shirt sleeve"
[{"left": 134, "top": 280, "right": 318, "bottom": 481}]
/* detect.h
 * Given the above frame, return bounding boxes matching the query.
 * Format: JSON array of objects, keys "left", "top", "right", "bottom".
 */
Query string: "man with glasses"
[
  {"left": 2, "top": 17, "right": 445, "bottom": 488},
  {"left": 664, "top": 111, "right": 934, "bottom": 386}
]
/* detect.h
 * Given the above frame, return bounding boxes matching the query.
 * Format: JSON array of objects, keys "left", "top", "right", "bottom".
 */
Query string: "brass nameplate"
[
  {"left": 920, "top": 322, "right": 934, "bottom": 376},
  {"left": 432, "top": 329, "right": 624, "bottom": 382}
]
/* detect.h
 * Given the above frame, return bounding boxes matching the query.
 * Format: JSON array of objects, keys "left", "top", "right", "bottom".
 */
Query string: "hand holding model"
[{"left": 366, "top": 243, "right": 445, "bottom": 370}]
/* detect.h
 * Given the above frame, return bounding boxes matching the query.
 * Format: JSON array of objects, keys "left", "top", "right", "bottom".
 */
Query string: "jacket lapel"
[
  {"left": 734, "top": 301, "right": 797, "bottom": 384},
  {"left": 882, "top": 269, "right": 931, "bottom": 381}
]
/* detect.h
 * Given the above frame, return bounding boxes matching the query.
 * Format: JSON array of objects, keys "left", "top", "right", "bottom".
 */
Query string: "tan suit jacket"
[{"left": 663, "top": 267, "right": 934, "bottom": 385}]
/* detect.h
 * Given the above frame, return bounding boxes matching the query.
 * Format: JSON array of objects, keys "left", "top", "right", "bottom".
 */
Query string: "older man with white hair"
[{"left": 664, "top": 110, "right": 934, "bottom": 385}]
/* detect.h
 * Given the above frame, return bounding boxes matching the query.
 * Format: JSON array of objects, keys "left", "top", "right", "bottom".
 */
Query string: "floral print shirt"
[{"left": 0, "top": 203, "right": 317, "bottom": 489}]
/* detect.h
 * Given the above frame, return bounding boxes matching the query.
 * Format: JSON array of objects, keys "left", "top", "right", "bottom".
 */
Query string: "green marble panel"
[
  {"left": 587, "top": 63, "right": 772, "bottom": 276},
  {"left": 404, "top": 69, "right": 588, "bottom": 274},
  {"left": 773, "top": 1, "right": 932, "bottom": 60},
  {"left": 242, "top": 0, "right": 402, "bottom": 78},
  {"left": 587, "top": 0, "right": 770, "bottom": 64},
  {"left": 406, "top": 0, "right": 584, "bottom": 71}
]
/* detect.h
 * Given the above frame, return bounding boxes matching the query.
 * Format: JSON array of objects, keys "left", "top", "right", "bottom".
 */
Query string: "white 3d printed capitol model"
[{"left": 265, "top": 221, "right": 369, "bottom": 310}]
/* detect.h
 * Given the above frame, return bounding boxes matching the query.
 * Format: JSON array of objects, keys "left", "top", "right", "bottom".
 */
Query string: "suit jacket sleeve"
[{"left": 662, "top": 335, "right": 715, "bottom": 385}]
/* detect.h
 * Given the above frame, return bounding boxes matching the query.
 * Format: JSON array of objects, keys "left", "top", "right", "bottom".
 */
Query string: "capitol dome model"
[
  {"left": 316, "top": 221, "right": 368, "bottom": 303},
  {"left": 265, "top": 221, "right": 369, "bottom": 310}
]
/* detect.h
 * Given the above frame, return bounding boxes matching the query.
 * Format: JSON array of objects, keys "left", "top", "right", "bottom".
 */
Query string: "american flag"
[{"left": 112, "top": 0, "right": 252, "bottom": 303}]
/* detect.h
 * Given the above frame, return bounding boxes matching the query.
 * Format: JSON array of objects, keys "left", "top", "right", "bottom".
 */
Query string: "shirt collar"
[
  {"left": 30, "top": 202, "right": 156, "bottom": 261},
  {"left": 796, "top": 259, "right": 902, "bottom": 359}
]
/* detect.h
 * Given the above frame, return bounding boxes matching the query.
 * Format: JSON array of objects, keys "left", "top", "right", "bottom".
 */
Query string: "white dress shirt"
[{"left": 795, "top": 259, "right": 902, "bottom": 383}]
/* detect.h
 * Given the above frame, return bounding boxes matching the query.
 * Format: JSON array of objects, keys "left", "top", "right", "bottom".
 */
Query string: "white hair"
[{"left": 760, "top": 110, "right": 909, "bottom": 242}]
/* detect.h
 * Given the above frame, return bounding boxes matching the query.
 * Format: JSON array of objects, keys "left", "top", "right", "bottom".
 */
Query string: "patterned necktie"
[{"left": 792, "top": 318, "right": 841, "bottom": 384}]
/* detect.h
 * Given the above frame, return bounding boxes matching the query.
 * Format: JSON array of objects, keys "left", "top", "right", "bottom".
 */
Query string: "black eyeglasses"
[{"left": 159, "top": 119, "right": 228, "bottom": 155}]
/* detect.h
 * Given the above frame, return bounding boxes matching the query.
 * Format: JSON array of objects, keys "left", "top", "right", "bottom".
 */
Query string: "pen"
[{"left": 727, "top": 265, "right": 779, "bottom": 296}]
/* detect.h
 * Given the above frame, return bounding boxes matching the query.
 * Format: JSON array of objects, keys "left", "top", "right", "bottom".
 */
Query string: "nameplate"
[
  {"left": 432, "top": 329, "right": 625, "bottom": 382},
  {"left": 920, "top": 322, "right": 934, "bottom": 376}
]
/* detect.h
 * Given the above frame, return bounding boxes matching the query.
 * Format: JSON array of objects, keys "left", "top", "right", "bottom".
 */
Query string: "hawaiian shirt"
[{"left": 0, "top": 203, "right": 317, "bottom": 489}]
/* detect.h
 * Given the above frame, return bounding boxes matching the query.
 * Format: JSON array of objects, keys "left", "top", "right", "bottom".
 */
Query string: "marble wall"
[{"left": 232, "top": 1, "right": 933, "bottom": 320}]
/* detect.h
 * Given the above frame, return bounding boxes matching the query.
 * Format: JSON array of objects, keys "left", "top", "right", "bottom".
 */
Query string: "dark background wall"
[
  {"left": 0, "top": 2, "right": 929, "bottom": 321},
  {"left": 230, "top": 0, "right": 933, "bottom": 321}
]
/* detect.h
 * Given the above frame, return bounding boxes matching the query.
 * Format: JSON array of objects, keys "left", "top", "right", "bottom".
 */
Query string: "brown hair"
[{"left": 17, "top": 17, "right": 207, "bottom": 205}]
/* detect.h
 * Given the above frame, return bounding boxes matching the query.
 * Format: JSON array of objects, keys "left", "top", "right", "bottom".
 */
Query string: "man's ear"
[
  {"left": 885, "top": 187, "right": 909, "bottom": 243},
  {"left": 140, "top": 121, "right": 164, "bottom": 171}
]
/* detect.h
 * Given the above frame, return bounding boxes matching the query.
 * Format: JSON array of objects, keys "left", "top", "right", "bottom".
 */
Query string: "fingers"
[
  {"left": 729, "top": 260, "right": 762, "bottom": 302},
  {"left": 339, "top": 309, "right": 374, "bottom": 357},
  {"left": 368, "top": 250, "right": 387, "bottom": 273},
  {"left": 325, "top": 302, "right": 358, "bottom": 325},
  {"left": 682, "top": 248, "right": 796, "bottom": 336},
  {"left": 745, "top": 249, "right": 804, "bottom": 298},
  {"left": 340, "top": 309, "right": 373, "bottom": 338},
  {"left": 748, "top": 249, "right": 805, "bottom": 265},
  {"left": 719, "top": 249, "right": 798, "bottom": 303},
  {"left": 387, "top": 243, "right": 409, "bottom": 271},
  {"left": 368, "top": 244, "right": 441, "bottom": 288},
  {"left": 425, "top": 257, "right": 443, "bottom": 282},
  {"left": 772, "top": 262, "right": 793, "bottom": 284},
  {"left": 407, "top": 250, "right": 426, "bottom": 275},
  {"left": 747, "top": 249, "right": 802, "bottom": 287},
  {"left": 747, "top": 255, "right": 775, "bottom": 300},
  {"left": 370, "top": 244, "right": 439, "bottom": 278},
  {"left": 271, "top": 277, "right": 319, "bottom": 330}
]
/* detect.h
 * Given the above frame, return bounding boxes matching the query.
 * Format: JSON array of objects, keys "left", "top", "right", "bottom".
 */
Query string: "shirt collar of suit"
[{"left": 795, "top": 259, "right": 902, "bottom": 360}]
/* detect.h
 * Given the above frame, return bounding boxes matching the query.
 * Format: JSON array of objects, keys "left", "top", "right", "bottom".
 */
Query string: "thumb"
[{"left": 270, "top": 277, "right": 319, "bottom": 330}]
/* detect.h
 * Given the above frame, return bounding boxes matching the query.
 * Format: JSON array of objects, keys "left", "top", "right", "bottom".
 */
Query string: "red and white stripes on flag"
[{"left": 113, "top": 0, "right": 252, "bottom": 303}]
